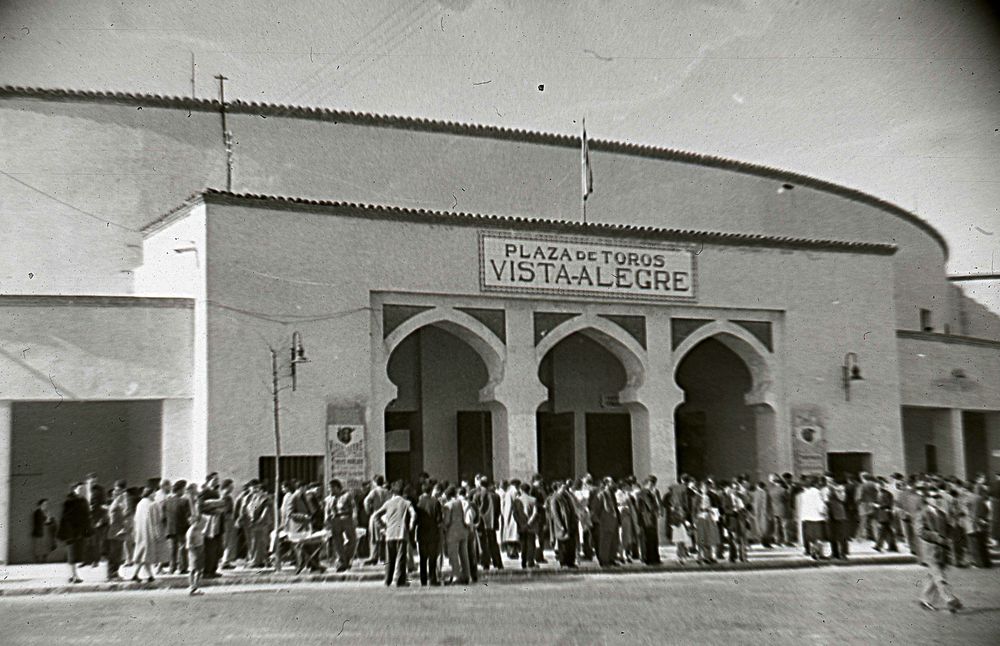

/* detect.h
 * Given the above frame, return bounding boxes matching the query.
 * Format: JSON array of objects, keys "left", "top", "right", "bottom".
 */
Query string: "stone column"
[
  {"left": 947, "top": 408, "right": 966, "bottom": 480},
  {"left": 493, "top": 306, "right": 546, "bottom": 481},
  {"left": 641, "top": 315, "right": 681, "bottom": 484},
  {"left": 0, "top": 401, "right": 11, "bottom": 564}
]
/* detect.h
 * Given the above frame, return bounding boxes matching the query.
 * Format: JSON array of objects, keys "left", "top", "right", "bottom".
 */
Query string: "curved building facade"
[{"left": 1, "top": 87, "right": 998, "bottom": 563}]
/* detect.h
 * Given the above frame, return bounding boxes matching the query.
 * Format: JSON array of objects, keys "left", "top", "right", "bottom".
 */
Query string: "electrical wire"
[
  {"left": 0, "top": 170, "right": 138, "bottom": 232},
  {"left": 207, "top": 300, "right": 371, "bottom": 325}
]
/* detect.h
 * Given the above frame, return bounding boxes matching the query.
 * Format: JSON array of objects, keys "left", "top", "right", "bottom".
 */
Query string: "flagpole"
[{"left": 581, "top": 117, "right": 592, "bottom": 224}]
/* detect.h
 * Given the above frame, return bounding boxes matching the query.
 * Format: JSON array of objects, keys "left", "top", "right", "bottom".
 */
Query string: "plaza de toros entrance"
[{"left": 370, "top": 300, "right": 787, "bottom": 485}]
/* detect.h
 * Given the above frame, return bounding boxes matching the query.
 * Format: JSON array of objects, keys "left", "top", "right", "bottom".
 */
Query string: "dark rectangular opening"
[
  {"left": 826, "top": 452, "right": 872, "bottom": 480},
  {"left": 962, "top": 411, "right": 988, "bottom": 479},
  {"left": 385, "top": 410, "right": 421, "bottom": 485},
  {"left": 585, "top": 412, "right": 632, "bottom": 479},
  {"left": 537, "top": 412, "right": 575, "bottom": 481},
  {"left": 457, "top": 411, "right": 493, "bottom": 482},
  {"left": 925, "top": 444, "right": 938, "bottom": 474},
  {"left": 258, "top": 455, "right": 324, "bottom": 490}
]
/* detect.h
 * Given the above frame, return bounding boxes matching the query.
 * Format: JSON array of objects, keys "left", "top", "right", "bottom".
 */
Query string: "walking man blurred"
[{"left": 918, "top": 486, "right": 963, "bottom": 613}]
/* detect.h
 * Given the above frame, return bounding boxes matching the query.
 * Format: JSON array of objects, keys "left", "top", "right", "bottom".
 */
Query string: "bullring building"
[{"left": 1, "top": 86, "right": 998, "bottom": 563}]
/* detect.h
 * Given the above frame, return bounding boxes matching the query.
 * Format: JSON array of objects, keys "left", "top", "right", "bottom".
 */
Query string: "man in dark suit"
[
  {"left": 635, "top": 476, "right": 662, "bottom": 565},
  {"left": 163, "top": 480, "right": 191, "bottom": 573},
  {"left": 873, "top": 478, "right": 898, "bottom": 552},
  {"left": 767, "top": 474, "right": 792, "bottom": 546},
  {"left": 547, "top": 480, "right": 579, "bottom": 568},
  {"left": 472, "top": 475, "right": 503, "bottom": 571},
  {"left": 591, "top": 478, "right": 621, "bottom": 567},
  {"left": 58, "top": 482, "right": 91, "bottom": 583},
  {"left": 415, "top": 482, "right": 443, "bottom": 585},
  {"left": 83, "top": 473, "right": 106, "bottom": 567},
  {"left": 530, "top": 474, "right": 548, "bottom": 564},
  {"left": 513, "top": 482, "right": 539, "bottom": 568},
  {"left": 918, "top": 486, "right": 963, "bottom": 612}
]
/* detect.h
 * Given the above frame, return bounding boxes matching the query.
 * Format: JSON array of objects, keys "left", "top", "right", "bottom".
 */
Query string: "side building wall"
[{"left": 0, "top": 296, "right": 194, "bottom": 563}]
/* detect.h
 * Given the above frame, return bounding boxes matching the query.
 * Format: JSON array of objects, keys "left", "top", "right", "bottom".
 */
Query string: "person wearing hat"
[
  {"left": 241, "top": 479, "right": 273, "bottom": 569},
  {"left": 917, "top": 486, "right": 963, "bottom": 612}
]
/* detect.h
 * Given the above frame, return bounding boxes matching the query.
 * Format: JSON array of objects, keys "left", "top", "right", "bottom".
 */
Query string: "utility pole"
[
  {"left": 268, "top": 333, "right": 309, "bottom": 572},
  {"left": 215, "top": 73, "right": 233, "bottom": 191},
  {"left": 270, "top": 346, "right": 282, "bottom": 571}
]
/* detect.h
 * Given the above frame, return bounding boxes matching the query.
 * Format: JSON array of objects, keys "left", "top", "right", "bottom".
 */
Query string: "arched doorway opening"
[
  {"left": 536, "top": 332, "right": 634, "bottom": 481},
  {"left": 385, "top": 324, "right": 495, "bottom": 483},
  {"left": 674, "top": 336, "right": 763, "bottom": 480}
]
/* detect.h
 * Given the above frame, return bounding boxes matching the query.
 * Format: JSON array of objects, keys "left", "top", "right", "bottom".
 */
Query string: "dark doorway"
[
  {"left": 963, "top": 412, "right": 988, "bottom": 478},
  {"left": 826, "top": 452, "right": 872, "bottom": 480},
  {"left": 537, "top": 412, "right": 575, "bottom": 481},
  {"left": 385, "top": 325, "right": 491, "bottom": 481},
  {"left": 674, "top": 337, "right": 757, "bottom": 480},
  {"left": 9, "top": 400, "right": 163, "bottom": 564},
  {"left": 925, "top": 444, "right": 938, "bottom": 474},
  {"left": 457, "top": 411, "right": 493, "bottom": 482},
  {"left": 586, "top": 413, "right": 632, "bottom": 479},
  {"left": 258, "top": 455, "right": 324, "bottom": 489},
  {"left": 385, "top": 410, "right": 421, "bottom": 484},
  {"left": 675, "top": 410, "right": 707, "bottom": 479}
]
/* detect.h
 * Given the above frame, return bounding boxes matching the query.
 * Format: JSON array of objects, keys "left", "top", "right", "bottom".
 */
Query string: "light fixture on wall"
[{"left": 842, "top": 352, "right": 863, "bottom": 401}]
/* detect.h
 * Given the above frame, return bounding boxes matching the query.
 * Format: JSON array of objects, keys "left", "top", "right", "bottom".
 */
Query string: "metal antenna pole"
[
  {"left": 215, "top": 74, "right": 233, "bottom": 191},
  {"left": 190, "top": 52, "right": 196, "bottom": 98}
]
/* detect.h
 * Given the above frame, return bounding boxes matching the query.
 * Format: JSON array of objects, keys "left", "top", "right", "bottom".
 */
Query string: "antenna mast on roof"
[
  {"left": 215, "top": 74, "right": 233, "bottom": 192},
  {"left": 190, "top": 52, "right": 196, "bottom": 98}
]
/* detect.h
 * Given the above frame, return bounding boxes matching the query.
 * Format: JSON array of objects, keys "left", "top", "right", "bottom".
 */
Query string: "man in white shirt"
[
  {"left": 370, "top": 480, "right": 416, "bottom": 587},
  {"left": 796, "top": 477, "right": 827, "bottom": 560}
]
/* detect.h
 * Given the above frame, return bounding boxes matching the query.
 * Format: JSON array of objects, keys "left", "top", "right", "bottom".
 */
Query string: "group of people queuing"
[
  {"left": 49, "top": 472, "right": 258, "bottom": 595},
  {"left": 44, "top": 467, "right": 999, "bottom": 606}
]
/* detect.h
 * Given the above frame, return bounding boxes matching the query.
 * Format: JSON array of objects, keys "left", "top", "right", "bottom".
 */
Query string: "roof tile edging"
[
  {"left": 149, "top": 188, "right": 898, "bottom": 257},
  {"left": 0, "top": 85, "right": 945, "bottom": 257}
]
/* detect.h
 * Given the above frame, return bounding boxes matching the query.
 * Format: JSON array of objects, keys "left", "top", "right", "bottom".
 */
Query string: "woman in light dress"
[{"left": 131, "top": 486, "right": 163, "bottom": 582}]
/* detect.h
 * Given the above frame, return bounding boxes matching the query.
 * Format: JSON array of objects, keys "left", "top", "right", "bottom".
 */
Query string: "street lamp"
[
  {"left": 842, "top": 352, "right": 863, "bottom": 401},
  {"left": 270, "top": 331, "right": 309, "bottom": 571}
]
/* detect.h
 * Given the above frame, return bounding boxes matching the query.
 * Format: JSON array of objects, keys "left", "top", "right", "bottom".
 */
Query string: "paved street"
[{"left": 2, "top": 564, "right": 998, "bottom": 645}]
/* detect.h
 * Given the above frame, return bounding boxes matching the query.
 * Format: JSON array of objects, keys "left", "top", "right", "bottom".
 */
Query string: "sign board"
[
  {"left": 791, "top": 406, "right": 827, "bottom": 477},
  {"left": 326, "top": 423, "right": 366, "bottom": 491},
  {"left": 480, "top": 232, "right": 696, "bottom": 301}
]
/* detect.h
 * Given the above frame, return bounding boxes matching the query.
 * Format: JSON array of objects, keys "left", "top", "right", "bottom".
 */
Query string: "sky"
[{"left": 1, "top": 0, "right": 998, "bottom": 310}]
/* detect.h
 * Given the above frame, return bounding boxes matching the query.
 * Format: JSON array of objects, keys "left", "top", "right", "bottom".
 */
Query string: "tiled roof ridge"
[
  {"left": 0, "top": 84, "right": 945, "bottom": 257},
  {"left": 146, "top": 188, "right": 898, "bottom": 256}
]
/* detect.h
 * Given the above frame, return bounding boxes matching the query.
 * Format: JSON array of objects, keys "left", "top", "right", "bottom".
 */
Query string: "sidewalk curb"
[{"left": 0, "top": 554, "right": 918, "bottom": 597}]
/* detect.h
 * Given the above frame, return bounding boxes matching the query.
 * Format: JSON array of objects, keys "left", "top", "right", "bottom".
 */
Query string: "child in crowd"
[
  {"left": 671, "top": 518, "right": 692, "bottom": 565},
  {"left": 185, "top": 504, "right": 207, "bottom": 596}
]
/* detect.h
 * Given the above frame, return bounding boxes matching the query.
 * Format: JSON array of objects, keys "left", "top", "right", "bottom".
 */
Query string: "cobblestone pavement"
[{"left": 1, "top": 564, "right": 998, "bottom": 645}]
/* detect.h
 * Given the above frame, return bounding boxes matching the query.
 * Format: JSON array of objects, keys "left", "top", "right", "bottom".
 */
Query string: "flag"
[{"left": 581, "top": 119, "right": 593, "bottom": 202}]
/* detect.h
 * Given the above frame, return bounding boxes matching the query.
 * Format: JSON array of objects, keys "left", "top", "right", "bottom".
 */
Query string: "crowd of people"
[{"left": 42, "top": 468, "right": 999, "bottom": 607}]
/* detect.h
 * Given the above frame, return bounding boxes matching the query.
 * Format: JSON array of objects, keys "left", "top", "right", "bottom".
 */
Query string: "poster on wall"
[
  {"left": 326, "top": 423, "right": 366, "bottom": 491},
  {"left": 791, "top": 406, "right": 827, "bottom": 477}
]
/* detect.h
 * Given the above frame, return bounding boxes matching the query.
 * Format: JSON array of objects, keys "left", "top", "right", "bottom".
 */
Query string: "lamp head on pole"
[
  {"left": 290, "top": 331, "right": 309, "bottom": 391},
  {"left": 842, "top": 352, "right": 863, "bottom": 401}
]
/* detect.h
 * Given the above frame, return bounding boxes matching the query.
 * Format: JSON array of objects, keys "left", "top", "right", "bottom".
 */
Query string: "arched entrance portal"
[
  {"left": 674, "top": 334, "right": 776, "bottom": 481},
  {"left": 536, "top": 331, "right": 636, "bottom": 481},
  {"left": 385, "top": 324, "right": 497, "bottom": 483}
]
